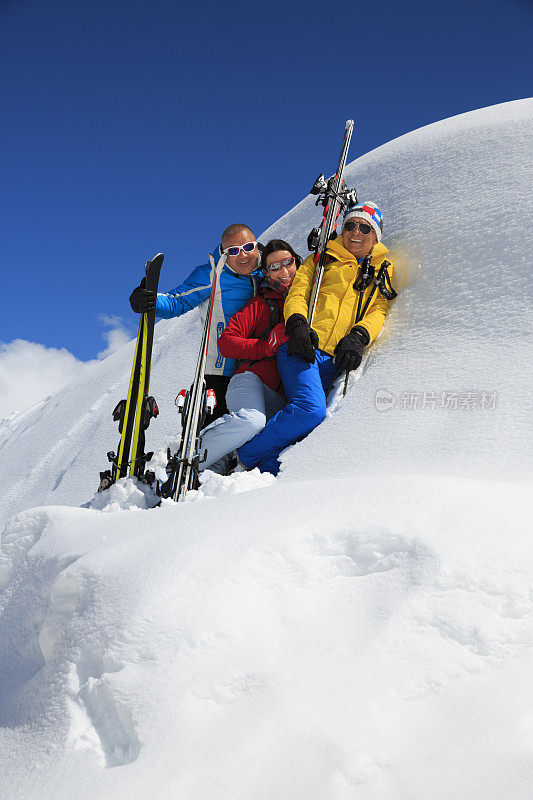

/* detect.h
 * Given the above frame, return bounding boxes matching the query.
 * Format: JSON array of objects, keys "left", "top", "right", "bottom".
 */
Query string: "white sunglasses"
[{"left": 223, "top": 241, "right": 257, "bottom": 257}]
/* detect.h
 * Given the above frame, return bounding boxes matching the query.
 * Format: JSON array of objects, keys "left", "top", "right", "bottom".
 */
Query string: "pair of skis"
[
  {"left": 98, "top": 253, "right": 163, "bottom": 492},
  {"left": 307, "top": 119, "right": 357, "bottom": 324},
  {"left": 98, "top": 249, "right": 221, "bottom": 503},
  {"left": 160, "top": 252, "right": 225, "bottom": 502}
]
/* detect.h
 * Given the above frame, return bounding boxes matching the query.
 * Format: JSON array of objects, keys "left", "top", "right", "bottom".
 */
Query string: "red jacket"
[{"left": 218, "top": 285, "right": 288, "bottom": 393}]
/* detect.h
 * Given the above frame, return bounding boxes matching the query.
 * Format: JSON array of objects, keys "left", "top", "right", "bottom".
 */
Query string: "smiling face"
[
  {"left": 264, "top": 250, "right": 297, "bottom": 290},
  {"left": 341, "top": 217, "right": 377, "bottom": 259},
  {"left": 223, "top": 228, "right": 259, "bottom": 275}
]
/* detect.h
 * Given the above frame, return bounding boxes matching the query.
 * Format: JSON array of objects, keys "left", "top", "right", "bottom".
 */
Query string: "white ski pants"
[{"left": 199, "top": 371, "right": 285, "bottom": 471}]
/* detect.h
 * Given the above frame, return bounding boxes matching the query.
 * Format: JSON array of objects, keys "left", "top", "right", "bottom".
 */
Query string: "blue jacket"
[{"left": 156, "top": 244, "right": 259, "bottom": 377}]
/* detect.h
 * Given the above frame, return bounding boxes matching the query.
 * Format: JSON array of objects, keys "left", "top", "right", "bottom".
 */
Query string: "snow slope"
[
  {"left": 266, "top": 99, "right": 532, "bottom": 484},
  {"left": 1, "top": 99, "right": 532, "bottom": 799}
]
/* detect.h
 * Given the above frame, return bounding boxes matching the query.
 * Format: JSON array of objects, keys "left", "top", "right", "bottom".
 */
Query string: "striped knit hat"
[{"left": 344, "top": 202, "right": 383, "bottom": 242}]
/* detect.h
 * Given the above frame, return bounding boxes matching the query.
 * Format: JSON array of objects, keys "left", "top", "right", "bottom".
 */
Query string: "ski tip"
[
  {"left": 144, "top": 252, "right": 164, "bottom": 277},
  {"left": 147, "top": 253, "right": 164, "bottom": 269},
  {"left": 346, "top": 119, "right": 354, "bottom": 127}
]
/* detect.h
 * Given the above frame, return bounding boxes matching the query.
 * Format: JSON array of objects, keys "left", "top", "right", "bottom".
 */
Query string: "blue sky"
[{"left": 1, "top": 0, "right": 531, "bottom": 361}]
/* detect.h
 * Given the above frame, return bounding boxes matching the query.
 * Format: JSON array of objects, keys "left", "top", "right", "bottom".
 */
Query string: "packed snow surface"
[{"left": 1, "top": 99, "right": 532, "bottom": 799}]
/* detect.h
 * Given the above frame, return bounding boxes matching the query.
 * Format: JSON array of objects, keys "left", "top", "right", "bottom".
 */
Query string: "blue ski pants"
[
  {"left": 198, "top": 371, "right": 285, "bottom": 471},
  {"left": 238, "top": 343, "right": 338, "bottom": 475}
]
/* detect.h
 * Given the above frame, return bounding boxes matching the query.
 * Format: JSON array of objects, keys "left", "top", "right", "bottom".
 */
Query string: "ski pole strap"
[
  {"left": 355, "top": 259, "right": 397, "bottom": 324},
  {"left": 353, "top": 256, "right": 374, "bottom": 324},
  {"left": 353, "top": 255, "right": 374, "bottom": 292},
  {"left": 356, "top": 283, "right": 378, "bottom": 324},
  {"left": 377, "top": 261, "right": 397, "bottom": 301}
]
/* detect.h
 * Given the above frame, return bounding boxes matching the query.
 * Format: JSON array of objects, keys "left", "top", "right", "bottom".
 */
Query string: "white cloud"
[
  {"left": 0, "top": 317, "right": 134, "bottom": 419},
  {"left": 0, "top": 339, "right": 86, "bottom": 419},
  {"left": 97, "top": 315, "right": 134, "bottom": 360}
]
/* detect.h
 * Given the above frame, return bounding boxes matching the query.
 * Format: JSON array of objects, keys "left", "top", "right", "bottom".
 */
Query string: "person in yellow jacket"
[{"left": 237, "top": 202, "right": 395, "bottom": 475}]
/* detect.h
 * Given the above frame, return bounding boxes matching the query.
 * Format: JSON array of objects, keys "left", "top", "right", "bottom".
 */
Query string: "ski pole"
[
  {"left": 343, "top": 260, "right": 396, "bottom": 396},
  {"left": 343, "top": 256, "right": 375, "bottom": 396}
]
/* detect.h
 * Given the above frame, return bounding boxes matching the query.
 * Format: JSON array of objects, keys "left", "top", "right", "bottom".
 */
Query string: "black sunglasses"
[{"left": 344, "top": 220, "right": 373, "bottom": 235}]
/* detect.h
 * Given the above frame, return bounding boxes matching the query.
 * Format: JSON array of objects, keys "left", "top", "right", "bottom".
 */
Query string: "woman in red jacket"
[{"left": 198, "top": 239, "right": 300, "bottom": 473}]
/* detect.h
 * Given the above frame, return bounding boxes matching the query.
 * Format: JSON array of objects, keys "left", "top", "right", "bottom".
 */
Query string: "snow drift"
[{"left": 1, "top": 99, "right": 532, "bottom": 800}]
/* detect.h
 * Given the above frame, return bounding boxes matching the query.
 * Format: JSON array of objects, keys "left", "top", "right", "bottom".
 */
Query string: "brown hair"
[{"left": 260, "top": 239, "right": 302, "bottom": 272}]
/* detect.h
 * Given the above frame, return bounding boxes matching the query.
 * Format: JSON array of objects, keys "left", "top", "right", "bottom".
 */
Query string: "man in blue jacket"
[{"left": 129, "top": 223, "right": 260, "bottom": 420}]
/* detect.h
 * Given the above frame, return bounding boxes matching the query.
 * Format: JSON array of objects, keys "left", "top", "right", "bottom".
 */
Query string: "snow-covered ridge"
[{"left": 1, "top": 100, "right": 532, "bottom": 799}]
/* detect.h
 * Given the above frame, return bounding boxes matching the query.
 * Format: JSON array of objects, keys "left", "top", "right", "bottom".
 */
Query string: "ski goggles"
[
  {"left": 344, "top": 220, "right": 373, "bottom": 235},
  {"left": 223, "top": 241, "right": 257, "bottom": 257},
  {"left": 264, "top": 256, "right": 295, "bottom": 272}
]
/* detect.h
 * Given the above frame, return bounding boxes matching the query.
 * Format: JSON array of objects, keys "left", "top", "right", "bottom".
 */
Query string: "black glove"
[
  {"left": 129, "top": 277, "right": 156, "bottom": 314},
  {"left": 334, "top": 326, "right": 369, "bottom": 372},
  {"left": 285, "top": 314, "right": 319, "bottom": 364}
]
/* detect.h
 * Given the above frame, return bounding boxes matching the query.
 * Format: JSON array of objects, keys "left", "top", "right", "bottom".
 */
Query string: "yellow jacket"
[{"left": 284, "top": 238, "right": 394, "bottom": 355}]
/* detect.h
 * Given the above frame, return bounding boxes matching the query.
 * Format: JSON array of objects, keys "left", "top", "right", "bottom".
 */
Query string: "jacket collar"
[
  {"left": 326, "top": 237, "right": 389, "bottom": 266},
  {"left": 258, "top": 280, "right": 288, "bottom": 300}
]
